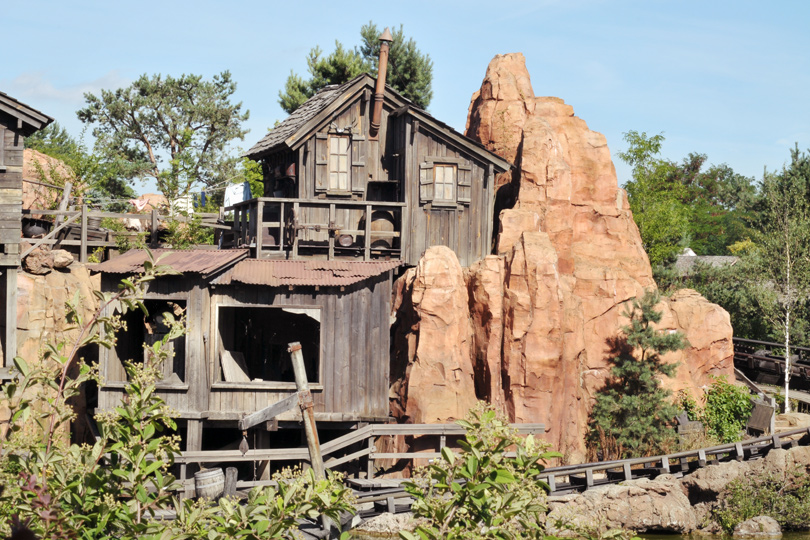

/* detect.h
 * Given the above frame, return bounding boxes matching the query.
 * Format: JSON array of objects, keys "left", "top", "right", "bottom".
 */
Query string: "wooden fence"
[{"left": 21, "top": 206, "right": 220, "bottom": 263}]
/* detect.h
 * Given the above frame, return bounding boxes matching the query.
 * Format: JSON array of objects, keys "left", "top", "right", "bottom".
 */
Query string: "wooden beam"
[{"left": 238, "top": 392, "right": 299, "bottom": 431}]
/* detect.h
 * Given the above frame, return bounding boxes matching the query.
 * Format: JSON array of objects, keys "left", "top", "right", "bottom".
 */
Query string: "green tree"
[
  {"left": 619, "top": 131, "right": 690, "bottom": 267},
  {"left": 588, "top": 290, "right": 688, "bottom": 459},
  {"left": 751, "top": 146, "right": 810, "bottom": 413},
  {"left": 24, "top": 122, "right": 136, "bottom": 211},
  {"left": 279, "top": 22, "right": 433, "bottom": 114},
  {"left": 618, "top": 131, "right": 757, "bottom": 266},
  {"left": 78, "top": 72, "right": 249, "bottom": 202}
]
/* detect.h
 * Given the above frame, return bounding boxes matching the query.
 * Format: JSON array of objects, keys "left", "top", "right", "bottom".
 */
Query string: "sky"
[{"left": 3, "top": 0, "right": 809, "bottom": 195}]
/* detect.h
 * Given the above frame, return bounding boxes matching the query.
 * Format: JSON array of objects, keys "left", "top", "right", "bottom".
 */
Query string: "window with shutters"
[
  {"left": 329, "top": 135, "right": 350, "bottom": 192},
  {"left": 419, "top": 157, "right": 472, "bottom": 206},
  {"left": 433, "top": 164, "right": 456, "bottom": 203}
]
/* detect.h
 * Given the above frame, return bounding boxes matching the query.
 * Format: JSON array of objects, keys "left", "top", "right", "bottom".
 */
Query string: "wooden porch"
[{"left": 222, "top": 197, "right": 406, "bottom": 261}]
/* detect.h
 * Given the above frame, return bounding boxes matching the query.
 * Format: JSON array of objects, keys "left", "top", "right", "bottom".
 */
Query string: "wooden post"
[
  {"left": 292, "top": 202, "right": 299, "bottom": 259},
  {"left": 3, "top": 268, "right": 16, "bottom": 366},
  {"left": 328, "top": 203, "right": 335, "bottom": 260},
  {"left": 151, "top": 209, "right": 158, "bottom": 245},
  {"left": 224, "top": 467, "right": 238, "bottom": 497},
  {"left": 80, "top": 204, "right": 88, "bottom": 263},
  {"left": 54, "top": 181, "right": 72, "bottom": 229},
  {"left": 256, "top": 200, "right": 264, "bottom": 257},
  {"left": 288, "top": 341, "right": 332, "bottom": 533},
  {"left": 364, "top": 204, "right": 371, "bottom": 260}
]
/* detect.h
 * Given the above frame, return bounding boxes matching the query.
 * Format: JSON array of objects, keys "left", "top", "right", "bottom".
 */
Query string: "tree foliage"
[
  {"left": 78, "top": 72, "right": 249, "bottom": 201},
  {"left": 588, "top": 290, "right": 687, "bottom": 459},
  {"left": 619, "top": 131, "right": 756, "bottom": 266},
  {"left": 751, "top": 146, "right": 810, "bottom": 412},
  {"left": 279, "top": 22, "right": 433, "bottom": 114},
  {"left": 24, "top": 122, "right": 136, "bottom": 211},
  {"left": 402, "top": 403, "right": 561, "bottom": 540}
]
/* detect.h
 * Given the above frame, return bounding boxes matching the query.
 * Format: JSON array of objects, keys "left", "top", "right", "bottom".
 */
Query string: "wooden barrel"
[
  {"left": 194, "top": 468, "right": 224, "bottom": 499},
  {"left": 369, "top": 210, "right": 395, "bottom": 248}
]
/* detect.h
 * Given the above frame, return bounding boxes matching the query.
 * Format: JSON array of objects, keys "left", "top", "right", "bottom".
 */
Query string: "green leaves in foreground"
[{"left": 402, "top": 403, "right": 561, "bottom": 540}]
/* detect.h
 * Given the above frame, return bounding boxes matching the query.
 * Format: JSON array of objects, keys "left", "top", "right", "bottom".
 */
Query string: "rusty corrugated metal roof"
[
  {"left": 212, "top": 259, "right": 402, "bottom": 287},
  {"left": 92, "top": 249, "right": 249, "bottom": 276}
]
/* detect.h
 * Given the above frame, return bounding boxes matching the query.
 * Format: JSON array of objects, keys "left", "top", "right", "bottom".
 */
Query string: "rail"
[
  {"left": 21, "top": 206, "right": 220, "bottom": 263},
  {"left": 222, "top": 197, "right": 407, "bottom": 261},
  {"left": 346, "top": 425, "right": 810, "bottom": 524},
  {"left": 174, "top": 422, "right": 545, "bottom": 493},
  {"left": 733, "top": 337, "right": 810, "bottom": 382}
]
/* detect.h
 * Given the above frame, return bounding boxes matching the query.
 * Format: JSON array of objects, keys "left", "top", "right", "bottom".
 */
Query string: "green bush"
[
  {"left": 701, "top": 375, "right": 753, "bottom": 443},
  {"left": 715, "top": 468, "right": 810, "bottom": 532}
]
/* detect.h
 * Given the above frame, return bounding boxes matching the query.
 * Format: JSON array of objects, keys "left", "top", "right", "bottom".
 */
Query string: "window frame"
[
  {"left": 431, "top": 163, "right": 458, "bottom": 206},
  {"left": 212, "top": 302, "right": 324, "bottom": 391},
  {"left": 328, "top": 133, "right": 351, "bottom": 194}
]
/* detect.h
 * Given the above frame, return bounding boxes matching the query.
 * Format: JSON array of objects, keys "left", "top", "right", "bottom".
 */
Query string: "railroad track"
[{"left": 339, "top": 426, "right": 810, "bottom": 536}]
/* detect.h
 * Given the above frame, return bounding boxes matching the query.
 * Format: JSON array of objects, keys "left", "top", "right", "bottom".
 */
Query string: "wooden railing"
[
  {"left": 174, "top": 422, "right": 545, "bottom": 494},
  {"left": 22, "top": 206, "right": 220, "bottom": 263},
  {"left": 223, "top": 197, "right": 407, "bottom": 260}
]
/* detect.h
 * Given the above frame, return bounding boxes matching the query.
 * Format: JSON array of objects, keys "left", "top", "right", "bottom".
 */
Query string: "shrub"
[
  {"left": 401, "top": 403, "right": 560, "bottom": 540},
  {"left": 714, "top": 468, "right": 810, "bottom": 532},
  {"left": 701, "top": 375, "right": 753, "bottom": 443}
]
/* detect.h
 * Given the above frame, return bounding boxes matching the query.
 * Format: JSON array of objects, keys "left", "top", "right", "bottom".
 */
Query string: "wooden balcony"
[{"left": 222, "top": 197, "right": 406, "bottom": 260}]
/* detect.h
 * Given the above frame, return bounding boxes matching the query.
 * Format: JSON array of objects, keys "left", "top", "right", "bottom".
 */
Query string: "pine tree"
[
  {"left": 278, "top": 22, "right": 433, "bottom": 114},
  {"left": 588, "top": 290, "right": 687, "bottom": 459}
]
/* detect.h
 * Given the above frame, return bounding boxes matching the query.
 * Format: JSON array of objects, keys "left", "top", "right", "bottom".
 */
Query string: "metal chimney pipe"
[{"left": 370, "top": 27, "right": 393, "bottom": 139}]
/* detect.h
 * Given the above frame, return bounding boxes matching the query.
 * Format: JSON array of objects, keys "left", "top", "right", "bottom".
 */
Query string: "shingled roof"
[
  {"left": 244, "top": 74, "right": 511, "bottom": 171},
  {"left": 212, "top": 259, "right": 402, "bottom": 287},
  {"left": 245, "top": 75, "right": 368, "bottom": 159}
]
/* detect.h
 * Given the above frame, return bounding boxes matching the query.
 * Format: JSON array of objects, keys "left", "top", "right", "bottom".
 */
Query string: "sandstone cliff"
[{"left": 391, "top": 53, "right": 734, "bottom": 462}]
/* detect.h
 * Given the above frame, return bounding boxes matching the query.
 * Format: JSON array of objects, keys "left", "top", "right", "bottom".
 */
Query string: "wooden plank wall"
[
  {"left": 97, "top": 275, "right": 208, "bottom": 415},
  {"left": 209, "top": 273, "right": 392, "bottom": 421},
  {"left": 403, "top": 120, "right": 494, "bottom": 267},
  {"left": 0, "top": 123, "right": 23, "bottom": 265},
  {"left": 295, "top": 97, "right": 394, "bottom": 245}
]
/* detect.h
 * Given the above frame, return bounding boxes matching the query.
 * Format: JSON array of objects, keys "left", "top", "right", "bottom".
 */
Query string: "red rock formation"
[{"left": 391, "top": 53, "right": 734, "bottom": 462}]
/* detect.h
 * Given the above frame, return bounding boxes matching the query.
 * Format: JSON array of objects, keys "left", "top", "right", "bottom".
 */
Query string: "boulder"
[
  {"left": 397, "top": 246, "right": 478, "bottom": 424},
  {"left": 547, "top": 477, "right": 698, "bottom": 534},
  {"left": 22, "top": 246, "right": 53, "bottom": 275},
  {"left": 734, "top": 516, "right": 782, "bottom": 539},
  {"left": 52, "top": 249, "right": 74, "bottom": 269}
]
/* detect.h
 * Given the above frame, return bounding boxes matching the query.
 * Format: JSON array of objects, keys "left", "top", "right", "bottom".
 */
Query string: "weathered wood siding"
[
  {"left": 403, "top": 119, "right": 494, "bottom": 267},
  {"left": 208, "top": 274, "right": 391, "bottom": 422},
  {"left": 0, "top": 122, "right": 23, "bottom": 266},
  {"left": 97, "top": 275, "right": 209, "bottom": 416}
]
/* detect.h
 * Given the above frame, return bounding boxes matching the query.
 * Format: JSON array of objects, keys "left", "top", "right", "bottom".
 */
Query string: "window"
[
  {"left": 329, "top": 135, "right": 350, "bottom": 192},
  {"left": 217, "top": 305, "right": 320, "bottom": 385},
  {"left": 113, "top": 299, "right": 187, "bottom": 384},
  {"left": 433, "top": 164, "right": 456, "bottom": 203}
]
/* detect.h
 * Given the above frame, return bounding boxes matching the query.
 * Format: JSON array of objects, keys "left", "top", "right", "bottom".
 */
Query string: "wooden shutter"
[
  {"left": 419, "top": 162, "right": 434, "bottom": 203},
  {"left": 314, "top": 133, "right": 328, "bottom": 193},
  {"left": 0, "top": 127, "right": 5, "bottom": 170},
  {"left": 457, "top": 162, "right": 472, "bottom": 204},
  {"left": 351, "top": 136, "right": 366, "bottom": 193}
]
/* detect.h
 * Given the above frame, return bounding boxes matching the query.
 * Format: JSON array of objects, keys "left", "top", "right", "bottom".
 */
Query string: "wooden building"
[
  {"left": 0, "top": 92, "right": 53, "bottom": 367},
  {"left": 235, "top": 46, "right": 510, "bottom": 267},
  {"left": 94, "top": 249, "right": 399, "bottom": 454},
  {"left": 94, "top": 31, "right": 512, "bottom": 464}
]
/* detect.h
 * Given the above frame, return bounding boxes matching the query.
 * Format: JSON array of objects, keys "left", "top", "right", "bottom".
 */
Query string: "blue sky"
[{"left": 3, "top": 0, "right": 808, "bottom": 194}]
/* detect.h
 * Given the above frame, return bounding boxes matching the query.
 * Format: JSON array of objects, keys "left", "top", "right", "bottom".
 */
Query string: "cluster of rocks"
[
  {"left": 546, "top": 445, "right": 810, "bottom": 536},
  {"left": 357, "top": 445, "right": 808, "bottom": 538},
  {"left": 21, "top": 243, "right": 75, "bottom": 275},
  {"left": 390, "top": 53, "right": 734, "bottom": 461}
]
